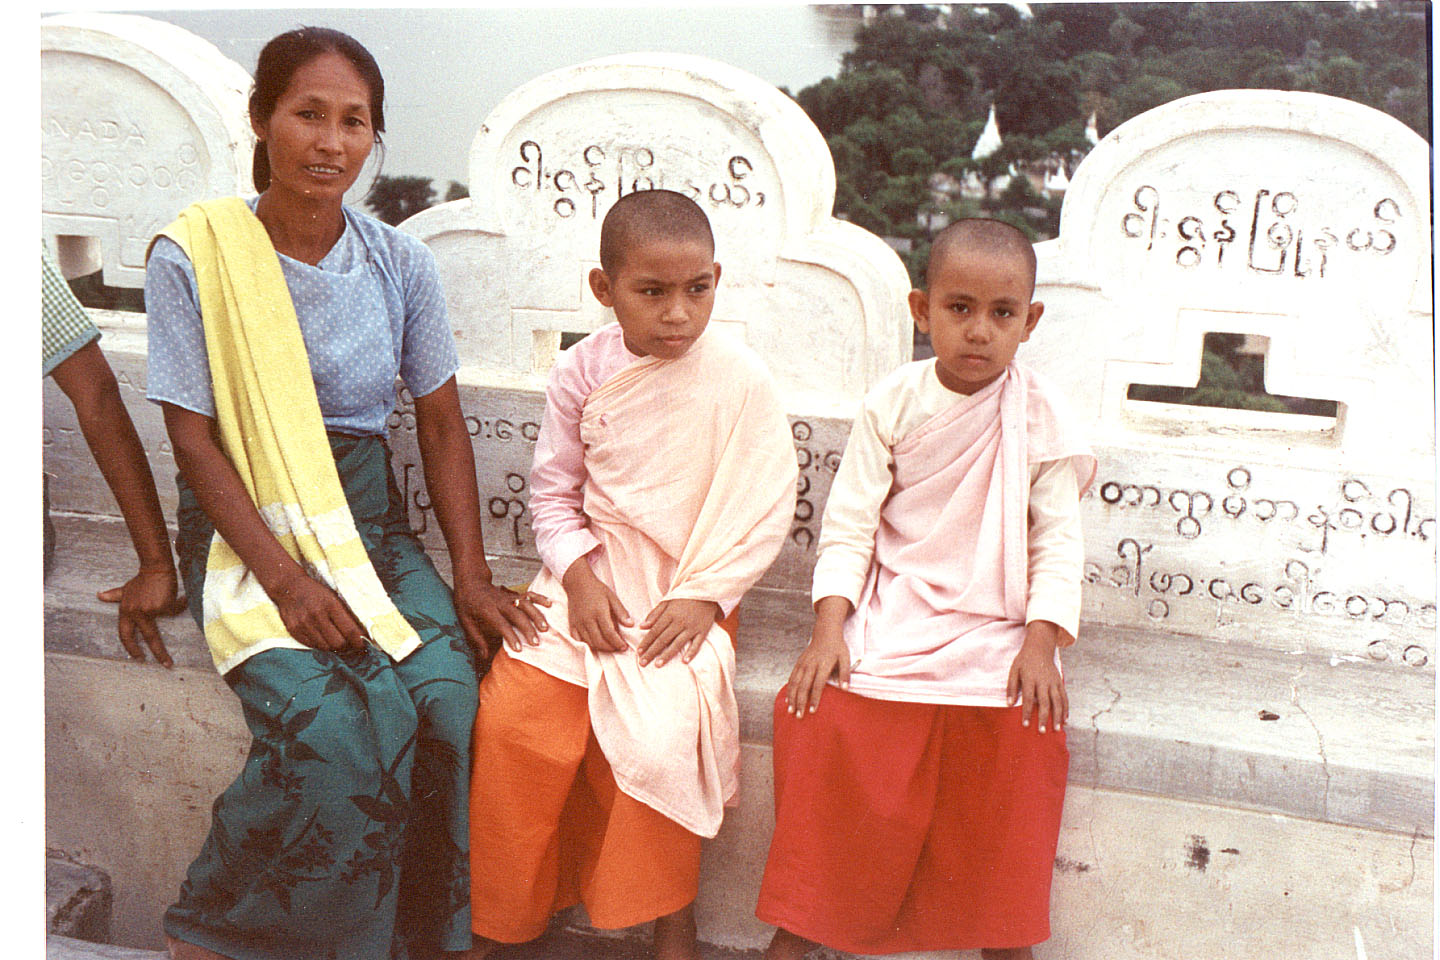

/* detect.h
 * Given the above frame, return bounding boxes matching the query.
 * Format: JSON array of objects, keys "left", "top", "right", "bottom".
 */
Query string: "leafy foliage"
[
  {"left": 365, "top": 174, "right": 438, "bottom": 226},
  {"left": 792, "top": 1, "right": 1430, "bottom": 285}
]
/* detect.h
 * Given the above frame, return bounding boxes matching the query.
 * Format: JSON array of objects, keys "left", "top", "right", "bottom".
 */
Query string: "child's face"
[
  {"left": 909, "top": 248, "right": 1042, "bottom": 395},
  {"left": 588, "top": 239, "right": 721, "bottom": 360}
]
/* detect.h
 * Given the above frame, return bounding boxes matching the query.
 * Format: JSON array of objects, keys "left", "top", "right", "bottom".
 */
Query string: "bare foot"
[
  {"left": 652, "top": 902, "right": 699, "bottom": 960},
  {"left": 764, "top": 926, "right": 817, "bottom": 960},
  {"left": 165, "top": 935, "right": 234, "bottom": 960},
  {"left": 981, "top": 948, "right": 1035, "bottom": 960}
]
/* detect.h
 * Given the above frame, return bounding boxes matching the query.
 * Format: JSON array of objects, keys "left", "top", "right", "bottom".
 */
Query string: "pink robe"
[
  {"left": 514, "top": 329, "right": 797, "bottom": 837},
  {"left": 843, "top": 364, "right": 1095, "bottom": 706}
]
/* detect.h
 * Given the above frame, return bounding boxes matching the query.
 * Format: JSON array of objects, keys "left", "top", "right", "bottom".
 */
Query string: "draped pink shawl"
[
  {"left": 515, "top": 330, "right": 798, "bottom": 837},
  {"left": 842, "top": 363, "right": 1095, "bottom": 706}
]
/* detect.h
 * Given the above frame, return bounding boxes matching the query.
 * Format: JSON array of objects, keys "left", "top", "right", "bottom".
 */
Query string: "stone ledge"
[
  {"left": 46, "top": 855, "right": 112, "bottom": 943},
  {"left": 46, "top": 935, "right": 165, "bottom": 960},
  {"left": 45, "top": 512, "right": 1433, "bottom": 835}
]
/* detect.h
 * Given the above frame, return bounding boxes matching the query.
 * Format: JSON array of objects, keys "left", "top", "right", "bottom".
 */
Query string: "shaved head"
[
  {"left": 598, "top": 189, "right": 715, "bottom": 275},
  {"left": 926, "top": 218, "right": 1037, "bottom": 293}
]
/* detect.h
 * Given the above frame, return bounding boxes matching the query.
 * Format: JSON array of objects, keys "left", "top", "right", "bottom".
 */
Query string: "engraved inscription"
[
  {"left": 511, "top": 139, "right": 768, "bottom": 220},
  {"left": 1085, "top": 544, "right": 1434, "bottom": 664},
  {"left": 1094, "top": 464, "right": 1434, "bottom": 554},
  {"left": 788, "top": 419, "right": 843, "bottom": 552},
  {"left": 1119, "top": 186, "right": 1400, "bottom": 277}
]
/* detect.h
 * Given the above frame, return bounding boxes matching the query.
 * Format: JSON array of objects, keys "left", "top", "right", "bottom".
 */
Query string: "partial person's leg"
[
  {"left": 162, "top": 647, "right": 422, "bottom": 960},
  {"left": 653, "top": 901, "right": 700, "bottom": 960},
  {"left": 763, "top": 928, "right": 818, "bottom": 960},
  {"left": 571, "top": 730, "right": 703, "bottom": 935},
  {"left": 467, "top": 651, "right": 593, "bottom": 944},
  {"left": 756, "top": 686, "right": 941, "bottom": 955},
  {"left": 371, "top": 454, "right": 482, "bottom": 954}
]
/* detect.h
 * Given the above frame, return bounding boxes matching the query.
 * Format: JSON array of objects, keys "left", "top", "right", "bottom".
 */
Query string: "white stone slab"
[
  {"left": 1022, "top": 91, "right": 1435, "bottom": 667},
  {"left": 41, "top": 12, "right": 252, "bottom": 287},
  {"left": 400, "top": 54, "right": 912, "bottom": 416}
]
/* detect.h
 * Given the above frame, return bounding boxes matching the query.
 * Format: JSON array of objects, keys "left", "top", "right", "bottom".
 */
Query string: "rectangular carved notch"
[{"left": 1126, "top": 333, "right": 1338, "bottom": 419}]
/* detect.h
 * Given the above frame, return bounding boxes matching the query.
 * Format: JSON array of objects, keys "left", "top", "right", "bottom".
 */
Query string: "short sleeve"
[
  {"left": 144, "top": 237, "right": 217, "bottom": 418},
  {"left": 41, "top": 245, "right": 101, "bottom": 377},
  {"left": 396, "top": 239, "right": 459, "bottom": 399}
]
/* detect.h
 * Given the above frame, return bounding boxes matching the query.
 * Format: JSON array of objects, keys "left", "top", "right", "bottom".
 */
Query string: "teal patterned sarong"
[{"left": 165, "top": 434, "right": 480, "bottom": 960}]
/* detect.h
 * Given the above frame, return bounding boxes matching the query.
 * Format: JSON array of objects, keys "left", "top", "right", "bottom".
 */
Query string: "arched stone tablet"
[
  {"left": 1021, "top": 91, "right": 1434, "bottom": 664},
  {"left": 41, "top": 12, "right": 252, "bottom": 286},
  {"left": 401, "top": 53, "right": 911, "bottom": 416}
]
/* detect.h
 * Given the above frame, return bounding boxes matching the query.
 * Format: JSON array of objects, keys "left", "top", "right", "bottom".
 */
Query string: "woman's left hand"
[{"left": 453, "top": 576, "right": 551, "bottom": 658}]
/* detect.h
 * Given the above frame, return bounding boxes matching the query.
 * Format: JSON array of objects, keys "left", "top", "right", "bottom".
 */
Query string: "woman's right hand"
[{"left": 270, "top": 568, "right": 369, "bottom": 653}]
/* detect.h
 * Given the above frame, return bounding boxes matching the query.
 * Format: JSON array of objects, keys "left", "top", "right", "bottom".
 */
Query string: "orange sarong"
[{"left": 470, "top": 613, "right": 736, "bottom": 942}]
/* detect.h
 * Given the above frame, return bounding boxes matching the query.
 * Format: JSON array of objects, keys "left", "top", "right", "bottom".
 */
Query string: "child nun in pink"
[{"left": 758, "top": 219, "right": 1095, "bottom": 960}]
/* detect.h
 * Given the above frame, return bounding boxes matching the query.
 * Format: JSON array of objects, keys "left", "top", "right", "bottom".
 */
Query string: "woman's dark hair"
[{"left": 249, "top": 26, "right": 386, "bottom": 192}]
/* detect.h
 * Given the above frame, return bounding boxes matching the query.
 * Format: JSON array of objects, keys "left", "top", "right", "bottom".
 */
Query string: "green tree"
[{"left": 366, "top": 175, "right": 436, "bottom": 225}]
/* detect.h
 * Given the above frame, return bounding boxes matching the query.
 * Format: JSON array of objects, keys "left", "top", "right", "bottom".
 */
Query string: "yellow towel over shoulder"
[{"left": 155, "top": 197, "right": 420, "bottom": 673}]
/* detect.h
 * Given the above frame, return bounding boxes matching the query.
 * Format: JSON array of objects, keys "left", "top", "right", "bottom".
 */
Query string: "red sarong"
[{"left": 756, "top": 685, "right": 1068, "bottom": 952}]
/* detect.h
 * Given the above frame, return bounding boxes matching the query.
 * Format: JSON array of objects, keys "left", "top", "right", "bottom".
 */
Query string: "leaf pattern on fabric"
[{"left": 166, "top": 436, "right": 474, "bottom": 959}]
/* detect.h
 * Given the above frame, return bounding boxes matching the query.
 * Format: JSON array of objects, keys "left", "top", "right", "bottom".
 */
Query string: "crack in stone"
[
  {"left": 1288, "top": 663, "right": 1330, "bottom": 819},
  {"left": 1089, "top": 676, "right": 1122, "bottom": 788},
  {"left": 1404, "top": 827, "right": 1419, "bottom": 889}
]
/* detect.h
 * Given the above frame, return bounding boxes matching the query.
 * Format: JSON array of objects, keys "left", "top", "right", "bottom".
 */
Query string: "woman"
[{"left": 145, "top": 27, "right": 548, "bottom": 960}]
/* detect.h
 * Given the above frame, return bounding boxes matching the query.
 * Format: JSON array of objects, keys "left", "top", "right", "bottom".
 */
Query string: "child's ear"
[
  {"left": 1021, "top": 301, "right": 1044, "bottom": 341},
  {"left": 588, "top": 267, "right": 614, "bottom": 307},
  {"left": 907, "top": 288, "right": 931, "bottom": 334},
  {"left": 712, "top": 262, "right": 722, "bottom": 286}
]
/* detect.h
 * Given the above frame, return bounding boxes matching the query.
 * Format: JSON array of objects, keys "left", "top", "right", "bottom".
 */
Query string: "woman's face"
[{"left": 253, "top": 51, "right": 375, "bottom": 203}]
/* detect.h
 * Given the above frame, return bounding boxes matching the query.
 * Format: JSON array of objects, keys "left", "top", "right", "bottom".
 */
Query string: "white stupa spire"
[
  {"left": 1085, "top": 111, "right": 1100, "bottom": 145},
  {"left": 971, "top": 103, "right": 1003, "bottom": 159},
  {"left": 1043, "top": 162, "right": 1070, "bottom": 193}
]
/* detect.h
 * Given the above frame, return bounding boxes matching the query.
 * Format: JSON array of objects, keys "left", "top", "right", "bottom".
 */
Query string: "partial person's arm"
[
  {"left": 1006, "top": 459, "right": 1085, "bottom": 733},
  {"left": 412, "top": 378, "right": 549, "bottom": 657},
  {"left": 1024, "top": 459, "right": 1083, "bottom": 644},
  {"left": 784, "top": 594, "right": 855, "bottom": 717},
  {"left": 51, "top": 341, "right": 183, "bottom": 666},
  {"left": 809, "top": 396, "right": 895, "bottom": 608}
]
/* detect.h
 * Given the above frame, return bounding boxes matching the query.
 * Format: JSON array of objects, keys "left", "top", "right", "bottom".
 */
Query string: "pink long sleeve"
[{"left": 529, "top": 325, "right": 634, "bottom": 579}]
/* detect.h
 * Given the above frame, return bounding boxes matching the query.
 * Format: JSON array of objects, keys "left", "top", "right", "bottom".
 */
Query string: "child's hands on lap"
[
  {"left": 1006, "top": 619, "right": 1069, "bottom": 733},
  {"left": 637, "top": 598, "right": 722, "bottom": 667},
  {"left": 785, "top": 595, "right": 854, "bottom": 717},
  {"left": 563, "top": 555, "right": 633, "bottom": 654}
]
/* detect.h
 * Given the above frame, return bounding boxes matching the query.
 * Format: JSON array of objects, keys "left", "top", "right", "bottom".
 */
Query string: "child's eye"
[
  {"left": 688, "top": 283, "right": 711, "bottom": 294},
  {"left": 949, "top": 302, "right": 969, "bottom": 315},
  {"left": 640, "top": 287, "right": 663, "bottom": 296},
  {"left": 995, "top": 308, "right": 1012, "bottom": 319},
  {"left": 344, "top": 116, "right": 368, "bottom": 128},
  {"left": 297, "top": 109, "right": 320, "bottom": 120}
]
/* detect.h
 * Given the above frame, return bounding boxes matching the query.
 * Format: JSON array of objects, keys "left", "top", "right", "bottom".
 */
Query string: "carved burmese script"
[{"left": 1024, "top": 91, "right": 1433, "bottom": 666}]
